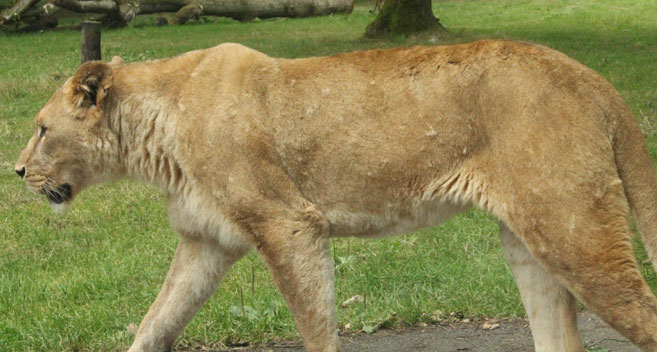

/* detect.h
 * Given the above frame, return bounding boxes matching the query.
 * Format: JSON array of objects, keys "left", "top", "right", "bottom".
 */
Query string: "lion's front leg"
[
  {"left": 255, "top": 217, "right": 339, "bottom": 352},
  {"left": 128, "top": 232, "right": 249, "bottom": 352}
]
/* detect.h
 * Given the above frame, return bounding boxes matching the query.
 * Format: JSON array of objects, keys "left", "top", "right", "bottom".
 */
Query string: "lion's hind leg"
[
  {"left": 502, "top": 178, "right": 657, "bottom": 351},
  {"left": 500, "top": 223, "right": 585, "bottom": 352}
]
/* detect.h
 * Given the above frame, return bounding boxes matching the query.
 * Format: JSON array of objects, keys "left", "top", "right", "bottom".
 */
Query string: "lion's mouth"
[
  {"left": 44, "top": 183, "right": 72, "bottom": 204},
  {"left": 25, "top": 175, "right": 74, "bottom": 204}
]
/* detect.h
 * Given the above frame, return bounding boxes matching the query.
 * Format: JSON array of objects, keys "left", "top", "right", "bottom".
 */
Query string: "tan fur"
[
  {"left": 15, "top": 40, "right": 657, "bottom": 351},
  {"left": 500, "top": 224, "right": 585, "bottom": 352}
]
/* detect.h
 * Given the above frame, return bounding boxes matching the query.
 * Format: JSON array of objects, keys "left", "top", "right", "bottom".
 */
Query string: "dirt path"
[{"left": 210, "top": 312, "right": 637, "bottom": 352}]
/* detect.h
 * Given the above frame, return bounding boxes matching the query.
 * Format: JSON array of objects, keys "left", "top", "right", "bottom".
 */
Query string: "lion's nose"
[{"left": 15, "top": 166, "right": 25, "bottom": 178}]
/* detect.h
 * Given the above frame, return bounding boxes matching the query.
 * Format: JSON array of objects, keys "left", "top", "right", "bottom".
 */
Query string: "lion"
[{"left": 15, "top": 40, "right": 657, "bottom": 352}]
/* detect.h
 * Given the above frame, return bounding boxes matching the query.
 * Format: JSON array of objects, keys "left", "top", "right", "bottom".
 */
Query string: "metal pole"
[{"left": 81, "top": 21, "right": 101, "bottom": 63}]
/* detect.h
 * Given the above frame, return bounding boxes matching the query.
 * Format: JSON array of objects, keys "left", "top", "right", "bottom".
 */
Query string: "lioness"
[{"left": 15, "top": 40, "right": 657, "bottom": 352}]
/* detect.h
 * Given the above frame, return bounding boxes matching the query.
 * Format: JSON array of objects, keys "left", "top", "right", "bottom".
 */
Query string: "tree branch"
[
  {"left": 53, "top": 0, "right": 117, "bottom": 13},
  {"left": 184, "top": 0, "right": 354, "bottom": 21},
  {"left": 23, "top": 2, "right": 61, "bottom": 19},
  {"left": 1, "top": 0, "right": 40, "bottom": 25},
  {"left": 172, "top": 2, "right": 203, "bottom": 25}
]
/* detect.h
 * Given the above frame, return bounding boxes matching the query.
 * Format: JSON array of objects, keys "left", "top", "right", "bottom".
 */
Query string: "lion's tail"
[{"left": 613, "top": 103, "right": 657, "bottom": 271}]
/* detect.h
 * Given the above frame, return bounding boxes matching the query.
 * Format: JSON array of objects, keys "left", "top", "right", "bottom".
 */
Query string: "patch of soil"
[{"left": 183, "top": 312, "right": 637, "bottom": 352}]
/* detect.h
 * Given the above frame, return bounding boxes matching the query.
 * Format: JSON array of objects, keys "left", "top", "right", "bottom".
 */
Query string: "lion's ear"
[
  {"left": 68, "top": 61, "right": 114, "bottom": 111},
  {"left": 109, "top": 56, "right": 124, "bottom": 67}
]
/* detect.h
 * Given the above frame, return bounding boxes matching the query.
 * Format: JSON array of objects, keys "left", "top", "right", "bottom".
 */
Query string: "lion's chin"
[
  {"left": 44, "top": 183, "right": 73, "bottom": 213},
  {"left": 49, "top": 201, "right": 71, "bottom": 213}
]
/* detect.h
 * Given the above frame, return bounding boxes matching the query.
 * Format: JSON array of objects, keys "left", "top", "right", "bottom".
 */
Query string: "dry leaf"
[
  {"left": 482, "top": 322, "right": 500, "bottom": 330},
  {"left": 341, "top": 295, "right": 364, "bottom": 308}
]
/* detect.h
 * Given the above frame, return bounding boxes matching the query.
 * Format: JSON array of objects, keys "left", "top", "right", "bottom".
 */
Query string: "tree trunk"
[
  {"left": 81, "top": 20, "right": 101, "bottom": 63},
  {"left": 365, "top": 0, "right": 445, "bottom": 38}
]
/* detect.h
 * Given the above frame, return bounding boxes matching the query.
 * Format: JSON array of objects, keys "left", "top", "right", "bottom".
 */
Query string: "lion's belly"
[{"left": 323, "top": 198, "right": 469, "bottom": 238}]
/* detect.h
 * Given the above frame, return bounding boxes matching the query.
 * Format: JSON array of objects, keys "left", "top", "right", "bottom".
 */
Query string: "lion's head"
[{"left": 14, "top": 58, "right": 124, "bottom": 210}]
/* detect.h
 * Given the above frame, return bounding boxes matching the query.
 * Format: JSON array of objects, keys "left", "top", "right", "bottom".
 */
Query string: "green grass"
[{"left": 1, "top": 0, "right": 657, "bottom": 350}]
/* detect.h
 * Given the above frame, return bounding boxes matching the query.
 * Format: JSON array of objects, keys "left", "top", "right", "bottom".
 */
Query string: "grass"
[{"left": 1, "top": 0, "right": 657, "bottom": 350}]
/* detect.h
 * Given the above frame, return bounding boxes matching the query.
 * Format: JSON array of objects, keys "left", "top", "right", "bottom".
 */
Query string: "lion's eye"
[{"left": 39, "top": 126, "right": 47, "bottom": 138}]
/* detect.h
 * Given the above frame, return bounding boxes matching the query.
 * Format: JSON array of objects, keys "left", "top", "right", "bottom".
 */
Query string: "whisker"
[
  {"left": 43, "top": 184, "right": 55, "bottom": 197},
  {"left": 43, "top": 179, "right": 60, "bottom": 198}
]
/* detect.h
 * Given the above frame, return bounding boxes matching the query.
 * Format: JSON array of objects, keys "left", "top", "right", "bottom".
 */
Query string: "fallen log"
[
  {"left": 1, "top": 0, "right": 40, "bottom": 25},
  {"left": 1, "top": 0, "right": 352, "bottom": 29},
  {"left": 48, "top": 0, "right": 353, "bottom": 27}
]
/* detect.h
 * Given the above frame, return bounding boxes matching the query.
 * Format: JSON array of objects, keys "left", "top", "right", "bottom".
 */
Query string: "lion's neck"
[{"left": 107, "top": 90, "right": 189, "bottom": 196}]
